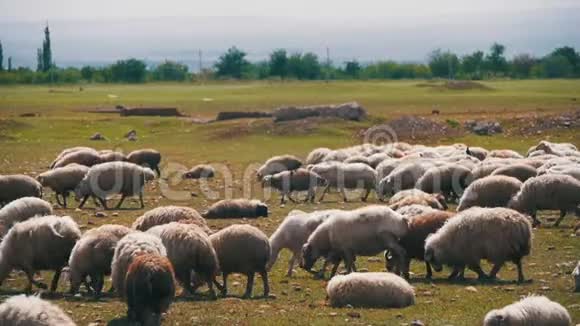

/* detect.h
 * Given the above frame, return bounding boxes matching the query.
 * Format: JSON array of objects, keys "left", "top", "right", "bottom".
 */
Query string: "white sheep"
[
  {"left": 49, "top": 146, "right": 96, "bottom": 168},
  {"left": 310, "top": 162, "right": 377, "bottom": 202},
  {"left": 147, "top": 222, "right": 219, "bottom": 297},
  {"left": 0, "top": 197, "right": 53, "bottom": 238},
  {"left": 256, "top": 154, "right": 302, "bottom": 180},
  {"left": 183, "top": 164, "right": 215, "bottom": 179},
  {"left": 262, "top": 169, "right": 328, "bottom": 204},
  {"left": 326, "top": 272, "right": 415, "bottom": 308},
  {"left": 37, "top": 163, "right": 89, "bottom": 207},
  {"left": 395, "top": 204, "right": 436, "bottom": 218},
  {"left": 0, "top": 294, "right": 76, "bottom": 325},
  {"left": 0, "top": 175, "right": 43, "bottom": 207},
  {"left": 110, "top": 232, "right": 167, "bottom": 297},
  {"left": 126, "top": 148, "right": 162, "bottom": 176},
  {"left": 490, "top": 163, "right": 537, "bottom": 182},
  {"left": 415, "top": 164, "right": 472, "bottom": 201},
  {"left": 132, "top": 206, "right": 211, "bottom": 234},
  {"left": 508, "top": 174, "right": 580, "bottom": 226},
  {"left": 202, "top": 199, "right": 269, "bottom": 218},
  {"left": 425, "top": 207, "right": 532, "bottom": 283},
  {"left": 74, "top": 161, "right": 156, "bottom": 209},
  {"left": 457, "top": 175, "right": 523, "bottom": 211},
  {"left": 483, "top": 295, "right": 572, "bottom": 326},
  {"left": 488, "top": 149, "right": 524, "bottom": 159},
  {"left": 305, "top": 147, "right": 332, "bottom": 165},
  {"left": 466, "top": 146, "right": 489, "bottom": 160},
  {"left": 52, "top": 148, "right": 102, "bottom": 169},
  {"left": 377, "top": 162, "right": 432, "bottom": 199},
  {"left": 0, "top": 215, "right": 81, "bottom": 293}
]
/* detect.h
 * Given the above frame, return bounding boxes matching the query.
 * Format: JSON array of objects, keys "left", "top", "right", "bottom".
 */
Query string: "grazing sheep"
[
  {"left": 74, "top": 161, "right": 156, "bottom": 209},
  {"left": 52, "top": 149, "right": 102, "bottom": 169},
  {"left": 125, "top": 254, "right": 175, "bottom": 326},
  {"left": 183, "top": 164, "right": 215, "bottom": 179},
  {"left": 0, "top": 175, "right": 43, "bottom": 207},
  {"left": 268, "top": 209, "right": 342, "bottom": 276},
  {"left": 424, "top": 207, "right": 532, "bottom": 282},
  {"left": 0, "top": 295, "right": 76, "bottom": 326},
  {"left": 202, "top": 199, "right": 268, "bottom": 219},
  {"left": 305, "top": 147, "right": 332, "bottom": 165},
  {"left": 111, "top": 232, "right": 167, "bottom": 297},
  {"left": 37, "top": 163, "right": 89, "bottom": 207},
  {"left": 483, "top": 295, "right": 572, "bottom": 326},
  {"left": 311, "top": 162, "right": 378, "bottom": 202},
  {"left": 256, "top": 154, "right": 303, "bottom": 180},
  {"left": 508, "top": 174, "right": 580, "bottom": 226},
  {"left": 68, "top": 224, "right": 133, "bottom": 295},
  {"left": 132, "top": 206, "right": 210, "bottom": 234},
  {"left": 0, "top": 215, "right": 81, "bottom": 293},
  {"left": 344, "top": 155, "right": 372, "bottom": 166},
  {"left": 209, "top": 224, "right": 270, "bottom": 298},
  {"left": 50, "top": 146, "right": 96, "bottom": 168},
  {"left": 535, "top": 141, "right": 580, "bottom": 157},
  {"left": 0, "top": 197, "right": 53, "bottom": 238},
  {"left": 415, "top": 164, "right": 472, "bottom": 201},
  {"left": 395, "top": 204, "right": 436, "bottom": 218},
  {"left": 326, "top": 272, "right": 415, "bottom": 308},
  {"left": 126, "top": 148, "right": 162, "bottom": 176},
  {"left": 466, "top": 146, "right": 488, "bottom": 161},
  {"left": 490, "top": 163, "right": 537, "bottom": 182},
  {"left": 262, "top": 168, "right": 328, "bottom": 204},
  {"left": 388, "top": 189, "right": 447, "bottom": 210},
  {"left": 457, "top": 175, "right": 523, "bottom": 211},
  {"left": 488, "top": 149, "right": 524, "bottom": 159},
  {"left": 573, "top": 261, "right": 580, "bottom": 292},
  {"left": 386, "top": 211, "right": 454, "bottom": 279},
  {"left": 301, "top": 205, "right": 409, "bottom": 278},
  {"left": 377, "top": 162, "right": 431, "bottom": 199},
  {"left": 367, "top": 153, "right": 390, "bottom": 168},
  {"left": 147, "top": 222, "right": 219, "bottom": 297},
  {"left": 99, "top": 151, "right": 126, "bottom": 162},
  {"left": 546, "top": 165, "right": 580, "bottom": 181},
  {"left": 469, "top": 163, "right": 506, "bottom": 183},
  {"left": 375, "top": 158, "right": 401, "bottom": 181}
]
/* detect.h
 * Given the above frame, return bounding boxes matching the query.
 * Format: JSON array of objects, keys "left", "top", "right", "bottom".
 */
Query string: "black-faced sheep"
[
  {"left": 311, "top": 162, "right": 377, "bottom": 202},
  {"left": 209, "top": 224, "right": 270, "bottom": 298},
  {"left": 386, "top": 210, "right": 454, "bottom": 279},
  {"left": 0, "top": 197, "right": 53, "bottom": 238},
  {"left": 37, "top": 163, "right": 90, "bottom": 207},
  {"left": 52, "top": 149, "right": 102, "bottom": 169},
  {"left": 202, "top": 199, "right": 268, "bottom": 219},
  {"left": 424, "top": 207, "right": 532, "bottom": 283},
  {"left": 147, "top": 222, "right": 219, "bottom": 297},
  {"left": 125, "top": 253, "right": 175, "bottom": 326},
  {"left": 466, "top": 146, "right": 488, "bottom": 161},
  {"left": 126, "top": 148, "right": 162, "bottom": 176},
  {"left": 457, "top": 175, "right": 523, "bottom": 211},
  {"left": 182, "top": 164, "right": 215, "bottom": 179},
  {"left": 326, "top": 272, "right": 415, "bottom": 308},
  {"left": 0, "top": 175, "right": 43, "bottom": 207},
  {"left": 0, "top": 294, "right": 77, "bottom": 326},
  {"left": 132, "top": 206, "right": 211, "bottom": 234},
  {"left": 415, "top": 164, "right": 472, "bottom": 201},
  {"left": 74, "top": 161, "right": 156, "bottom": 209},
  {"left": 508, "top": 174, "right": 580, "bottom": 226},
  {"left": 490, "top": 163, "right": 537, "bottom": 182},
  {"left": 483, "top": 295, "right": 572, "bottom": 326},
  {"left": 256, "top": 154, "right": 302, "bottom": 180},
  {"left": 0, "top": 215, "right": 81, "bottom": 293},
  {"left": 262, "top": 168, "right": 327, "bottom": 204}
]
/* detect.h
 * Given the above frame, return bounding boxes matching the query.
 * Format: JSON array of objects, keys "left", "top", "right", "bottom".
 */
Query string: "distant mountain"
[{"left": 1, "top": 9, "right": 579, "bottom": 70}]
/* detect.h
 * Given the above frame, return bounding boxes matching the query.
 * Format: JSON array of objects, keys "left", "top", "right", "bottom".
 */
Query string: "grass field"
[{"left": 0, "top": 80, "right": 579, "bottom": 325}]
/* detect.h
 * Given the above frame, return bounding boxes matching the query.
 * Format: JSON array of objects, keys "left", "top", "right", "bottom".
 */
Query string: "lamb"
[
  {"left": 0, "top": 295, "right": 77, "bottom": 326},
  {"left": 256, "top": 154, "right": 303, "bottom": 180},
  {"left": 126, "top": 148, "right": 162, "bottom": 175},
  {"left": 262, "top": 168, "right": 328, "bottom": 204},
  {"left": 415, "top": 164, "right": 472, "bottom": 201},
  {"left": 146, "top": 222, "right": 219, "bottom": 297},
  {"left": 457, "top": 175, "right": 523, "bottom": 211},
  {"left": 0, "top": 197, "right": 53, "bottom": 238},
  {"left": 37, "top": 163, "right": 89, "bottom": 207},
  {"left": 305, "top": 147, "right": 332, "bottom": 165},
  {"left": 326, "top": 272, "right": 415, "bottom": 308},
  {"left": 424, "top": 207, "right": 532, "bottom": 283},
  {"left": 132, "top": 206, "right": 211, "bottom": 234},
  {"left": 0, "top": 175, "right": 43, "bottom": 207},
  {"left": 74, "top": 161, "right": 156, "bottom": 209},
  {"left": 488, "top": 149, "right": 524, "bottom": 159},
  {"left": 508, "top": 174, "right": 580, "bottom": 226},
  {"left": 395, "top": 204, "right": 436, "bottom": 218},
  {"left": 110, "top": 232, "right": 167, "bottom": 296},
  {"left": 388, "top": 189, "right": 447, "bottom": 210},
  {"left": 386, "top": 211, "right": 454, "bottom": 279},
  {"left": 52, "top": 149, "right": 102, "bottom": 169},
  {"left": 183, "top": 164, "right": 215, "bottom": 179},
  {"left": 209, "top": 224, "right": 270, "bottom": 298},
  {"left": 466, "top": 146, "right": 489, "bottom": 161},
  {"left": 202, "top": 199, "right": 268, "bottom": 219},
  {"left": 49, "top": 146, "right": 96, "bottom": 168},
  {"left": 67, "top": 224, "right": 134, "bottom": 295},
  {"left": 311, "top": 162, "right": 378, "bottom": 202},
  {"left": 483, "top": 295, "right": 572, "bottom": 326},
  {"left": 125, "top": 253, "right": 175, "bottom": 326},
  {"left": 490, "top": 163, "right": 537, "bottom": 182},
  {"left": 573, "top": 261, "right": 580, "bottom": 292},
  {"left": 0, "top": 215, "right": 81, "bottom": 293},
  {"left": 301, "top": 205, "right": 409, "bottom": 278},
  {"left": 268, "top": 209, "right": 342, "bottom": 276}
]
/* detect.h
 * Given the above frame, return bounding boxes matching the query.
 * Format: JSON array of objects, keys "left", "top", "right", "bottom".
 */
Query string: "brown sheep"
[{"left": 126, "top": 149, "right": 162, "bottom": 176}]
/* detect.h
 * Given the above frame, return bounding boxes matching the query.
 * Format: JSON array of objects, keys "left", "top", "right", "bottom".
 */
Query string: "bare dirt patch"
[
  {"left": 417, "top": 80, "right": 493, "bottom": 91},
  {"left": 361, "top": 115, "right": 463, "bottom": 142},
  {"left": 207, "top": 117, "right": 336, "bottom": 140},
  {"left": 510, "top": 108, "right": 580, "bottom": 136}
]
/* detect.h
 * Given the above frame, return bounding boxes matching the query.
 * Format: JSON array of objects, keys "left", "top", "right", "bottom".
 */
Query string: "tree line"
[{"left": 0, "top": 26, "right": 579, "bottom": 84}]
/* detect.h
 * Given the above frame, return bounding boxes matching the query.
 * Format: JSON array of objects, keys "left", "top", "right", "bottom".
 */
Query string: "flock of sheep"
[{"left": 0, "top": 140, "right": 578, "bottom": 325}]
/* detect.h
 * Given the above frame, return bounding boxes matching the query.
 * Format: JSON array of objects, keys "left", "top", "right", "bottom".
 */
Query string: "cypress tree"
[
  {"left": 42, "top": 24, "right": 52, "bottom": 72},
  {"left": 37, "top": 48, "right": 44, "bottom": 72}
]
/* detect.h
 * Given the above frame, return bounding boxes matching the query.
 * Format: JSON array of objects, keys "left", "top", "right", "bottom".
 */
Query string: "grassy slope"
[{"left": 0, "top": 80, "right": 579, "bottom": 325}]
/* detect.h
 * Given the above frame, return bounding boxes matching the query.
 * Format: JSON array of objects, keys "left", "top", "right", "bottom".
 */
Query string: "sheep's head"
[
  {"left": 36, "top": 174, "right": 46, "bottom": 186},
  {"left": 142, "top": 168, "right": 156, "bottom": 181},
  {"left": 256, "top": 203, "right": 268, "bottom": 217},
  {"left": 300, "top": 243, "right": 318, "bottom": 271},
  {"left": 483, "top": 310, "right": 512, "bottom": 326},
  {"left": 261, "top": 175, "right": 272, "bottom": 188},
  {"left": 384, "top": 251, "right": 400, "bottom": 275},
  {"left": 424, "top": 246, "right": 442, "bottom": 272},
  {"left": 433, "top": 193, "right": 448, "bottom": 210},
  {"left": 74, "top": 180, "right": 89, "bottom": 201}
]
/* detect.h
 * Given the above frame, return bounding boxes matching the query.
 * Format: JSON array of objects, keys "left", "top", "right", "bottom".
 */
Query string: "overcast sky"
[{"left": 1, "top": 0, "right": 579, "bottom": 68}]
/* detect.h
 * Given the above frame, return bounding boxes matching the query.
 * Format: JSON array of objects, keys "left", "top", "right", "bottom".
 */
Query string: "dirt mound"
[
  {"left": 362, "top": 115, "right": 462, "bottom": 141},
  {"left": 273, "top": 102, "right": 366, "bottom": 122},
  {"left": 512, "top": 109, "right": 580, "bottom": 135},
  {"left": 417, "top": 80, "right": 493, "bottom": 91}
]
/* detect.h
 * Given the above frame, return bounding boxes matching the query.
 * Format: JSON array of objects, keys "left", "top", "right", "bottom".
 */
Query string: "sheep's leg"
[
  {"left": 178, "top": 270, "right": 194, "bottom": 295},
  {"left": 468, "top": 264, "right": 488, "bottom": 280},
  {"left": 343, "top": 251, "right": 356, "bottom": 274},
  {"left": 554, "top": 209, "right": 567, "bottom": 227},
  {"left": 448, "top": 265, "right": 465, "bottom": 281},
  {"left": 94, "top": 274, "right": 105, "bottom": 296},
  {"left": 313, "top": 260, "right": 331, "bottom": 279},
  {"left": 260, "top": 269, "right": 270, "bottom": 298},
  {"left": 154, "top": 165, "right": 161, "bottom": 176},
  {"left": 341, "top": 188, "right": 348, "bottom": 202},
  {"left": 24, "top": 269, "right": 47, "bottom": 292},
  {"left": 96, "top": 197, "right": 108, "bottom": 210},
  {"left": 530, "top": 211, "right": 541, "bottom": 227},
  {"left": 243, "top": 273, "right": 254, "bottom": 299},
  {"left": 488, "top": 262, "right": 504, "bottom": 280},
  {"left": 287, "top": 252, "right": 297, "bottom": 277},
  {"left": 115, "top": 194, "right": 127, "bottom": 209},
  {"left": 514, "top": 259, "right": 528, "bottom": 284},
  {"left": 62, "top": 193, "right": 68, "bottom": 208},
  {"left": 280, "top": 193, "right": 286, "bottom": 205},
  {"left": 319, "top": 185, "right": 330, "bottom": 202},
  {"left": 329, "top": 260, "right": 341, "bottom": 278},
  {"left": 216, "top": 273, "right": 228, "bottom": 297},
  {"left": 287, "top": 193, "right": 296, "bottom": 203},
  {"left": 139, "top": 191, "right": 144, "bottom": 209},
  {"left": 425, "top": 262, "right": 433, "bottom": 280},
  {"left": 361, "top": 188, "right": 371, "bottom": 202},
  {"left": 50, "top": 268, "right": 62, "bottom": 292},
  {"left": 55, "top": 193, "right": 64, "bottom": 207},
  {"left": 78, "top": 195, "right": 90, "bottom": 208}
]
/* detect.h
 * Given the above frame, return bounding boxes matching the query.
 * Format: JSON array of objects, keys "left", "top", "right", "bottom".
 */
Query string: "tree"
[
  {"left": 551, "top": 46, "right": 579, "bottom": 74},
  {"left": 344, "top": 60, "right": 361, "bottom": 78},
  {"left": 214, "top": 47, "right": 249, "bottom": 79},
  {"left": 510, "top": 54, "right": 536, "bottom": 78},
  {"left": 42, "top": 24, "right": 53, "bottom": 72},
  {"left": 428, "top": 49, "right": 459, "bottom": 78},
  {"left": 110, "top": 58, "right": 147, "bottom": 83},
  {"left": 36, "top": 48, "right": 43, "bottom": 72},
  {"left": 0, "top": 41, "right": 3, "bottom": 71},
  {"left": 485, "top": 43, "right": 508, "bottom": 76},
  {"left": 301, "top": 52, "right": 321, "bottom": 79},
  {"left": 268, "top": 49, "right": 287, "bottom": 79},
  {"left": 461, "top": 50, "right": 484, "bottom": 78},
  {"left": 540, "top": 55, "right": 573, "bottom": 78},
  {"left": 153, "top": 60, "right": 189, "bottom": 81},
  {"left": 80, "top": 66, "right": 94, "bottom": 81},
  {"left": 7, "top": 57, "right": 12, "bottom": 71}
]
